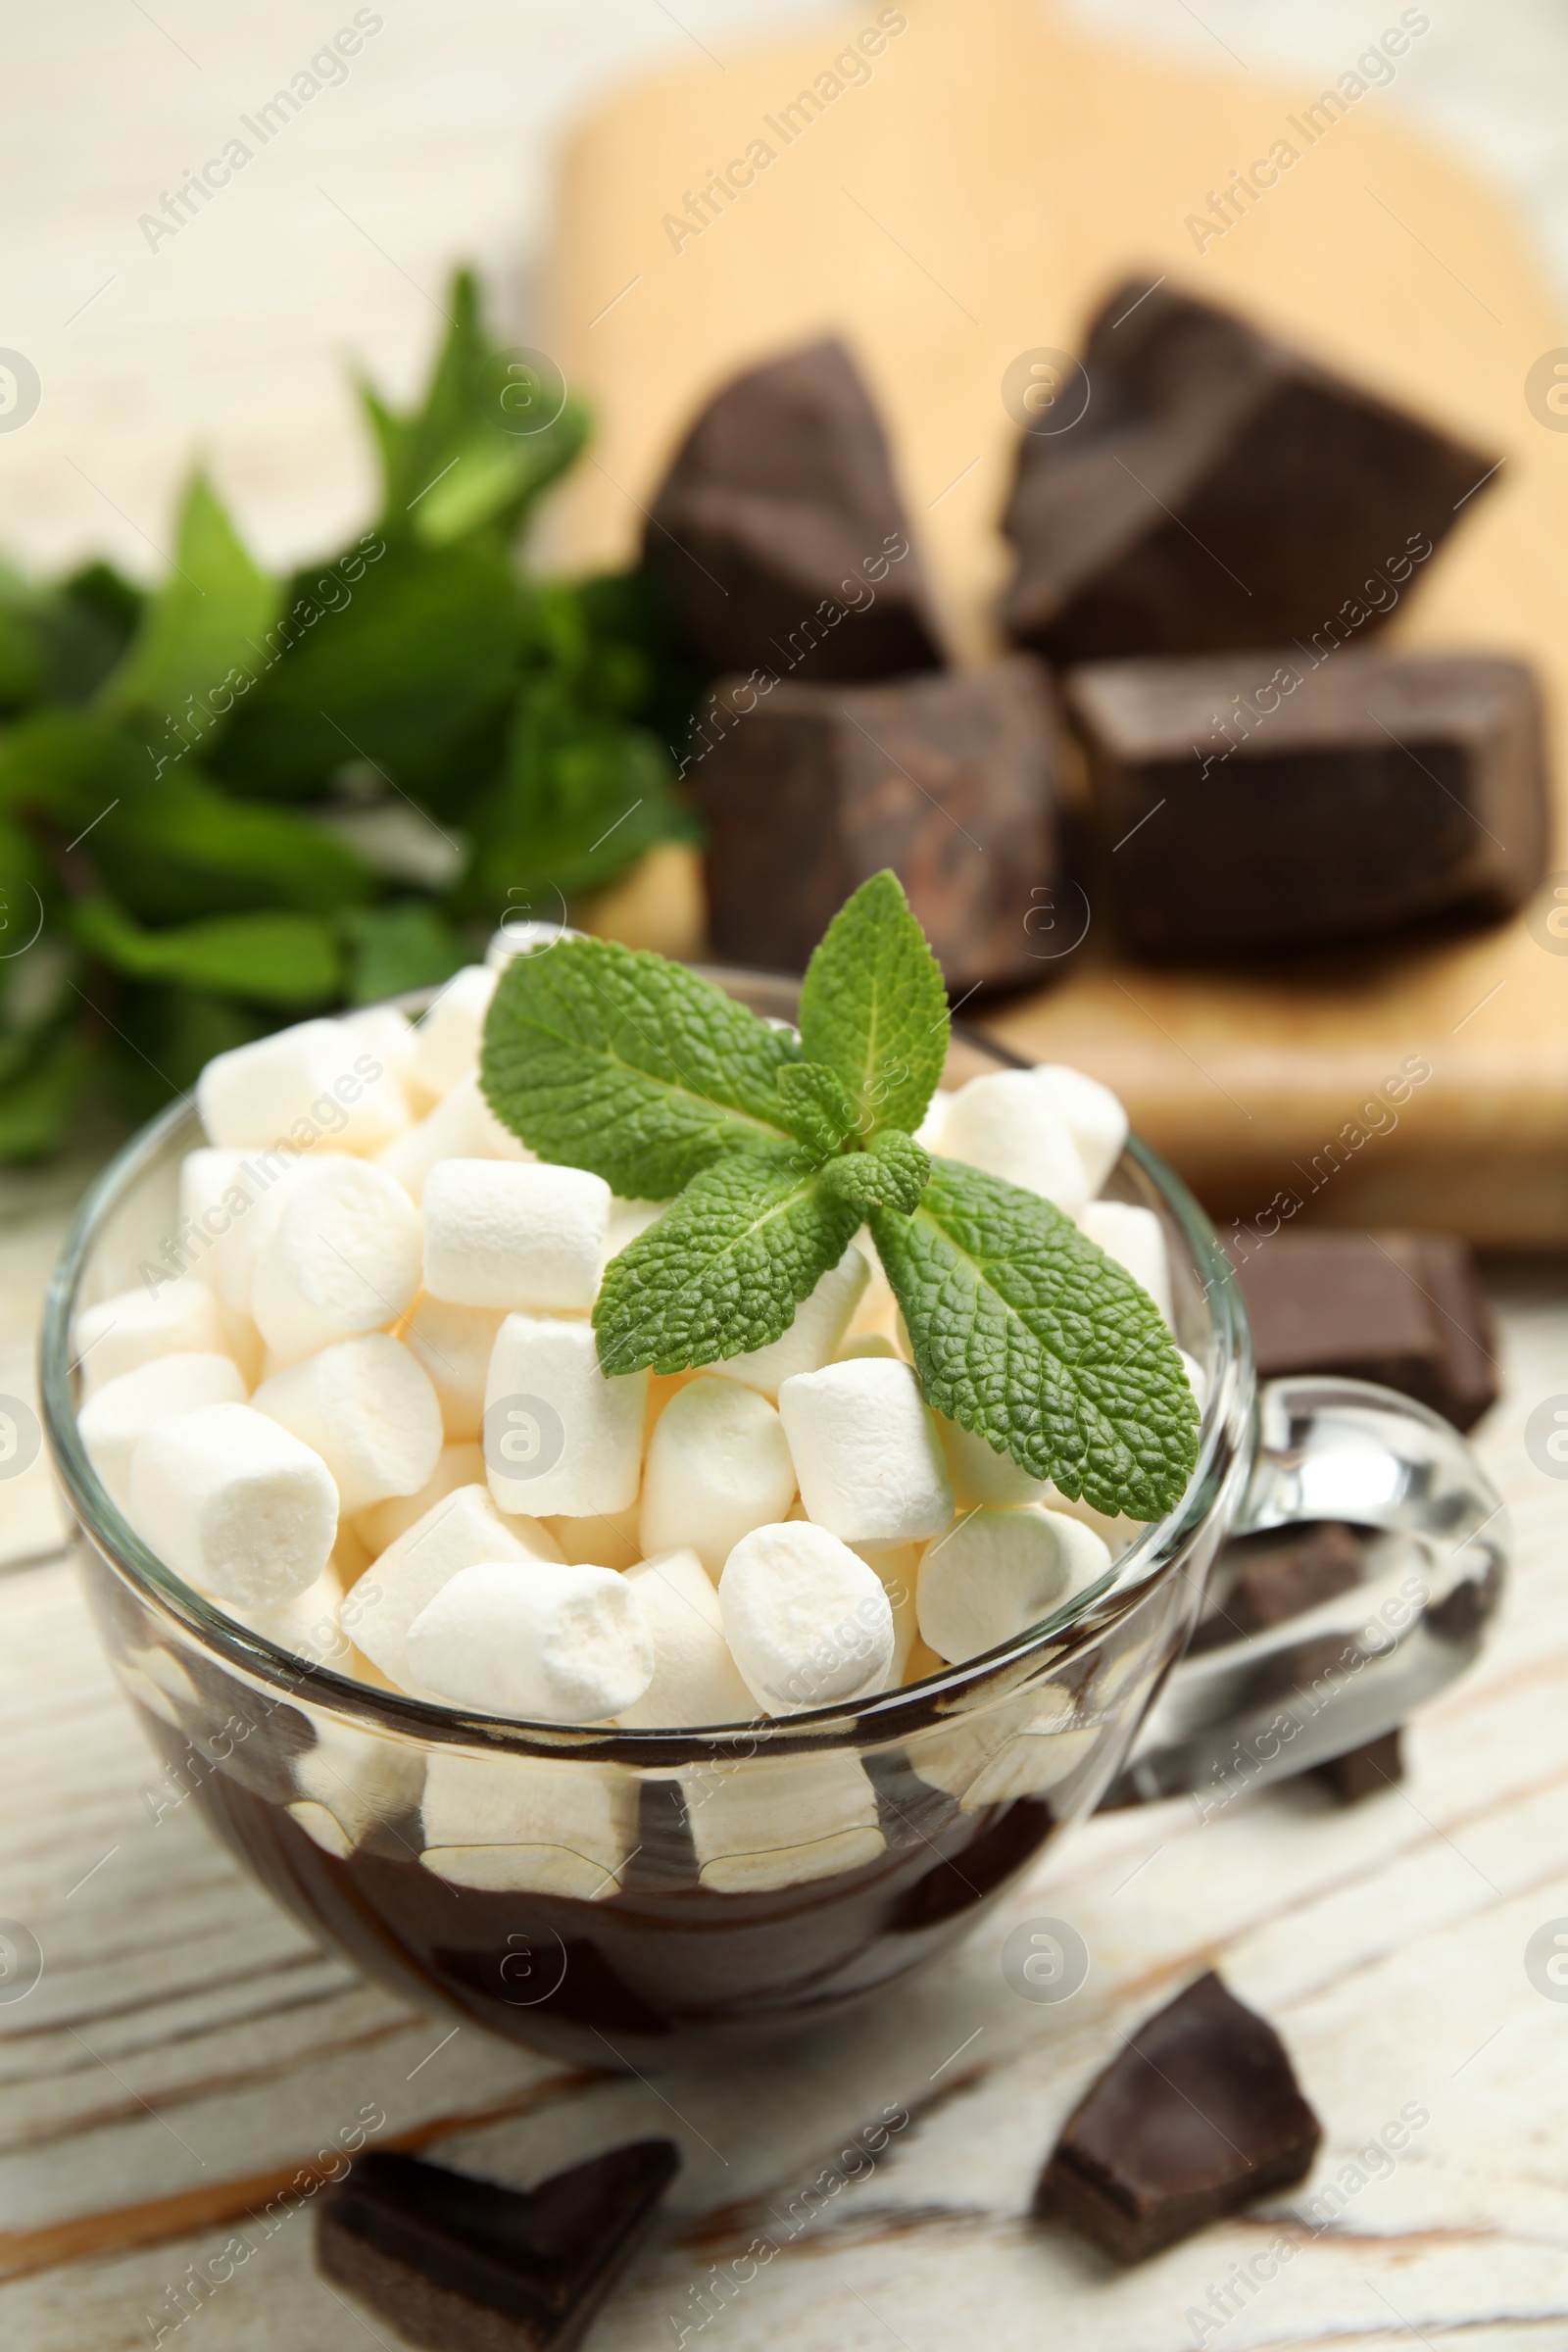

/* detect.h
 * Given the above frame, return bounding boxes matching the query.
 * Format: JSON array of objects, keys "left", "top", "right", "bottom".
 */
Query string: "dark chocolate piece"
[
  {"left": 317, "top": 2141, "right": 679, "bottom": 2352},
  {"left": 1188, "top": 1522, "right": 1362, "bottom": 1653},
  {"left": 1311, "top": 1729, "right": 1404, "bottom": 1805},
  {"left": 645, "top": 338, "right": 943, "bottom": 680},
  {"left": 1064, "top": 646, "right": 1547, "bottom": 957},
  {"left": 1034, "top": 1970, "right": 1321, "bottom": 2262},
  {"left": 1225, "top": 1230, "right": 1498, "bottom": 1432},
  {"left": 1003, "top": 278, "right": 1497, "bottom": 663},
  {"left": 692, "top": 658, "right": 1066, "bottom": 993}
]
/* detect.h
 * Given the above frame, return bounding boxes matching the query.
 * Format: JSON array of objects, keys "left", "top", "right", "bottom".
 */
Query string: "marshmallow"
[
  {"left": 913, "top": 1088, "right": 955, "bottom": 1152},
  {"left": 684, "top": 1751, "right": 884, "bottom": 1891},
  {"left": 616, "top": 1548, "right": 758, "bottom": 1728},
  {"left": 229, "top": 1566, "right": 350, "bottom": 1668},
  {"left": 483, "top": 1313, "right": 645, "bottom": 1518},
  {"left": 711, "top": 1244, "right": 870, "bottom": 1399},
  {"left": 548, "top": 1511, "right": 643, "bottom": 1571},
  {"left": 290, "top": 1725, "right": 425, "bottom": 1855},
  {"left": 355, "top": 1441, "right": 487, "bottom": 1556},
  {"left": 777, "top": 1358, "right": 954, "bottom": 1547},
  {"left": 252, "top": 1160, "right": 423, "bottom": 1362},
  {"left": 178, "top": 1147, "right": 249, "bottom": 1293},
  {"left": 719, "top": 1522, "right": 895, "bottom": 1714},
  {"left": 485, "top": 919, "right": 580, "bottom": 970},
  {"left": 376, "top": 1073, "right": 531, "bottom": 1203},
  {"left": 937, "top": 1412, "right": 1051, "bottom": 1509},
  {"left": 399, "top": 1295, "right": 503, "bottom": 1442},
  {"left": 934, "top": 1069, "right": 1090, "bottom": 1213},
  {"left": 422, "top": 1160, "right": 610, "bottom": 1312},
  {"left": 127, "top": 1401, "right": 337, "bottom": 1607},
  {"left": 420, "top": 1750, "right": 635, "bottom": 1896},
  {"left": 1042, "top": 1482, "right": 1145, "bottom": 1551},
  {"left": 409, "top": 964, "right": 496, "bottom": 1102},
  {"left": 915, "top": 1686, "right": 1106, "bottom": 1810},
  {"left": 79, "top": 1351, "right": 247, "bottom": 1514},
  {"left": 845, "top": 1230, "right": 899, "bottom": 1342},
  {"left": 197, "top": 1017, "right": 410, "bottom": 1152},
  {"left": 340, "top": 1005, "right": 420, "bottom": 1111},
  {"left": 73, "top": 1278, "right": 227, "bottom": 1395},
  {"left": 639, "top": 1377, "right": 798, "bottom": 1581},
  {"left": 197, "top": 1150, "right": 350, "bottom": 1322},
  {"left": 1181, "top": 1349, "right": 1208, "bottom": 1410},
  {"left": 407, "top": 1560, "right": 654, "bottom": 1722},
  {"left": 252, "top": 1334, "right": 443, "bottom": 1514},
  {"left": 917, "top": 1506, "right": 1111, "bottom": 1664},
  {"left": 1077, "top": 1199, "right": 1172, "bottom": 1325},
  {"left": 855, "top": 1542, "right": 919, "bottom": 1685},
  {"left": 352, "top": 1482, "right": 562, "bottom": 1690},
  {"left": 1029, "top": 1064, "right": 1128, "bottom": 1194}
]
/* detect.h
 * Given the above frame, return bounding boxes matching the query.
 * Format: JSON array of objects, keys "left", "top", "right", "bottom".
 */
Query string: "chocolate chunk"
[
  {"left": 317, "top": 2141, "right": 679, "bottom": 2352},
  {"left": 1225, "top": 1230, "right": 1497, "bottom": 1432},
  {"left": 1034, "top": 1971, "right": 1320, "bottom": 2262},
  {"left": 1004, "top": 279, "right": 1497, "bottom": 663},
  {"left": 1310, "top": 1729, "right": 1404, "bottom": 1805},
  {"left": 1188, "top": 1522, "right": 1362, "bottom": 1653},
  {"left": 1064, "top": 646, "right": 1547, "bottom": 957},
  {"left": 645, "top": 338, "right": 943, "bottom": 681},
  {"left": 692, "top": 658, "right": 1065, "bottom": 993}
]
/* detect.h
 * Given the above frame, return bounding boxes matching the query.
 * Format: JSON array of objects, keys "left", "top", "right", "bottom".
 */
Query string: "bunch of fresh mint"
[
  {"left": 482, "top": 872, "right": 1199, "bottom": 1521},
  {"left": 0, "top": 270, "right": 699, "bottom": 1160}
]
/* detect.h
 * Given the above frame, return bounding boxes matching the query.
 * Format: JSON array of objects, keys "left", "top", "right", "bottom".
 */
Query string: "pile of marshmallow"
[{"left": 74, "top": 944, "right": 1198, "bottom": 1729}]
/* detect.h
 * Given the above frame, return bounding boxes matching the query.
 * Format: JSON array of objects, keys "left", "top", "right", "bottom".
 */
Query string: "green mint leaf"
[
  {"left": 773, "top": 1060, "right": 858, "bottom": 1160},
  {"left": 870, "top": 1159, "right": 1199, "bottom": 1522},
  {"left": 799, "top": 870, "right": 949, "bottom": 1142},
  {"left": 481, "top": 936, "right": 801, "bottom": 1200},
  {"left": 594, "top": 1150, "right": 858, "bottom": 1377},
  {"left": 72, "top": 900, "right": 341, "bottom": 1008},
  {"left": 99, "top": 475, "right": 277, "bottom": 758},
  {"left": 0, "top": 1028, "right": 91, "bottom": 1163},
  {"left": 363, "top": 270, "right": 589, "bottom": 548},
  {"left": 821, "top": 1130, "right": 929, "bottom": 1216}
]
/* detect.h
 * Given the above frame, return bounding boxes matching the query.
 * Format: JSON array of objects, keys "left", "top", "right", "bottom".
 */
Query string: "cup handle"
[{"left": 1104, "top": 1376, "right": 1508, "bottom": 1811}]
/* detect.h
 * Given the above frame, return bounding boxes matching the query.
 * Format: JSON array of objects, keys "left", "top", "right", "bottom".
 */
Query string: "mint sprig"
[{"left": 480, "top": 871, "right": 1200, "bottom": 1521}]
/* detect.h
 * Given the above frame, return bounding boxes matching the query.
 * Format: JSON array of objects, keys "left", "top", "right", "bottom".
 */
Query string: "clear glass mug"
[{"left": 39, "top": 973, "right": 1506, "bottom": 2068}]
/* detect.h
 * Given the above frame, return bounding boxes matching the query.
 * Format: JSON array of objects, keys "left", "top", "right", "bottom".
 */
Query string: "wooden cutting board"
[{"left": 547, "top": 0, "right": 1568, "bottom": 1247}]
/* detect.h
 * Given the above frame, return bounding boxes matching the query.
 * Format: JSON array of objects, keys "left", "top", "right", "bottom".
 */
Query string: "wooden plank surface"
[{"left": 1, "top": 1254, "right": 1565, "bottom": 2347}]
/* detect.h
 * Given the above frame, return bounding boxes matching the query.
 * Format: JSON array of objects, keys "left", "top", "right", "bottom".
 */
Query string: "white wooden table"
[{"left": 5, "top": 5, "right": 1568, "bottom": 2344}]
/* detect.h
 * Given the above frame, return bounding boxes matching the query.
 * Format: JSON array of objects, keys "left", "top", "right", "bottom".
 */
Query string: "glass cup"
[{"left": 39, "top": 973, "right": 1507, "bottom": 2068}]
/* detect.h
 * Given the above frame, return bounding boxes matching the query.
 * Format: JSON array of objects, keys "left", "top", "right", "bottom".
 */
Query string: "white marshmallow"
[
  {"left": 352, "top": 1483, "right": 561, "bottom": 1690},
  {"left": 340, "top": 1005, "right": 420, "bottom": 1111},
  {"left": 913, "top": 1088, "right": 955, "bottom": 1152},
  {"left": 199, "top": 1148, "right": 358, "bottom": 1323},
  {"left": 355, "top": 1441, "right": 487, "bottom": 1555},
  {"left": 422, "top": 1160, "right": 610, "bottom": 1312},
  {"left": 399, "top": 1295, "right": 503, "bottom": 1441},
  {"left": 485, "top": 920, "right": 580, "bottom": 969},
  {"left": 420, "top": 1750, "right": 634, "bottom": 1896},
  {"left": 935, "top": 1069, "right": 1090, "bottom": 1212},
  {"left": 639, "top": 1377, "right": 797, "bottom": 1581},
  {"left": 1077, "top": 1200, "right": 1172, "bottom": 1325},
  {"left": 711, "top": 1244, "right": 870, "bottom": 1399},
  {"left": 719, "top": 1522, "right": 894, "bottom": 1714},
  {"left": 291, "top": 1725, "right": 425, "bottom": 1855},
  {"left": 845, "top": 1230, "right": 899, "bottom": 1341},
  {"left": 1181, "top": 1349, "right": 1208, "bottom": 1411},
  {"left": 937, "top": 1412, "right": 1051, "bottom": 1508},
  {"left": 79, "top": 1351, "right": 247, "bottom": 1514},
  {"left": 854, "top": 1542, "right": 919, "bottom": 1685},
  {"left": 917, "top": 1505, "right": 1111, "bottom": 1664},
  {"left": 1029, "top": 1064, "right": 1128, "bottom": 1194},
  {"left": 252, "top": 1334, "right": 443, "bottom": 1514},
  {"left": 1042, "top": 1482, "right": 1146, "bottom": 1550},
  {"left": 196, "top": 1017, "right": 410, "bottom": 1152},
  {"left": 683, "top": 1751, "right": 884, "bottom": 1891},
  {"left": 483, "top": 1313, "right": 645, "bottom": 1518},
  {"left": 409, "top": 964, "right": 496, "bottom": 1102},
  {"left": 616, "top": 1548, "right": 757, "bottom": 1728},
  {"left": 407, "top": 1559, "right": 654, "bottom": 1722},
  {"left": 229, "top": 1566, "right": 350, "bottom": 1668},
  {"left": 73, "top": 1279, "right": 227, "bottom": 1395},
  {"left": 127, "top": 1401, "right": 337, "bottom": 1607},
  {"left": 778, "top": 1358, "right": 954, "bottom": 1547},
  {"left": 252, "top": 1160, "right": 423, "bottom": 1362},
  {"left": 178, "top": 1148, "right": 249, "bottom": 1293},
  {"left": 376, "top": 1073, "right": 532, "bottom": 1203}
]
